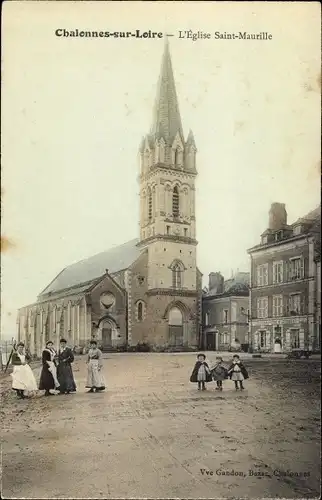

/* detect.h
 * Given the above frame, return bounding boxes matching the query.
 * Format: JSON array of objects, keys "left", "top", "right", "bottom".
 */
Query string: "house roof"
[
  {"left": 292, "top": 205, "right": 321, "bottom": 227},
  {"left": 39, "top": 238, "right": 141, "bottom": 297},
  {"left": 223, "top": 272, "right": 250, "bottom": 293}
]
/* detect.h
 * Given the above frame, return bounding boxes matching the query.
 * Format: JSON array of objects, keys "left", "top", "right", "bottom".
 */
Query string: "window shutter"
[{"left": 300, "top": 258, "right": 304, "bottom": 279}]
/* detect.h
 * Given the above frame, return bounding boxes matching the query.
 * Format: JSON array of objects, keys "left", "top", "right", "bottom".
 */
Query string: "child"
[
  {"left": 211, "top": 357, "right": 228, "bottom": 391},
  {"left": 190, "top": 353, "right": 212, "bottom": 391},
  {"left": 227, "top": 354, "right": 249, "bottom": 391}
]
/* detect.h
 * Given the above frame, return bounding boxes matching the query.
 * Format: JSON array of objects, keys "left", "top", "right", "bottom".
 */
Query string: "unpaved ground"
[{"left": 1, "top": 353, "right": 321, "bottom": 499}]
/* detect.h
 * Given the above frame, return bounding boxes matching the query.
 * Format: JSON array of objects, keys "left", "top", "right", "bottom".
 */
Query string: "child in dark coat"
[
  {"left": 227, "top": 354, "right": 249, "bottom": 390},
  {"left": 190, "top": 353, "right": 212, "bottom": 391},
  {"left": 211, "top": 357, "right": 228, "bottom": 391}
]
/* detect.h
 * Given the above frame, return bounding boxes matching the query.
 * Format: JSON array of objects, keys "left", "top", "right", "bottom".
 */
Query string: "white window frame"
[
  {"left": 257, "top": 264, "right": 268, "bottom": 286},
  {"left": 272, "top": 294, "right": 283, "bottom": 317},
  {"left": 273, "top": 261, "right": 283, "bottom": 284},
  {"left": 257, "top": 297, "right": 268, "bottom": 318},
  {"left": 289, "top": 293, "right": 301, "bottom": 315},
  {"left": 288, "top": 256, "right": 304, "bottom": 281}
]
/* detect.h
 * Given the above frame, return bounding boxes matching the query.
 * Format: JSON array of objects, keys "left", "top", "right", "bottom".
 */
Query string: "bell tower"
[
  {"left": 138, "top": 39, "right": 198, "bottom": 286},
  {"left": 136, "top": 38, "right": 200, "bottom": 348}
]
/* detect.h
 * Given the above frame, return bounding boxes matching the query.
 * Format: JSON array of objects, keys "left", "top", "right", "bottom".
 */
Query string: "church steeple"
[
  {"left": 138, "top": 38, "right": 198, "bottom": 248},
  {"left": 150, "top": 38, "right": 184, "bottom": 146},
  {"left": 139, "top": 40, "right": 197, "bottom": 175}
]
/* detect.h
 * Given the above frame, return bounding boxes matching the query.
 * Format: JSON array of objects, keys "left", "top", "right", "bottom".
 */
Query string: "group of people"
[
  {"left": 11, "top": 342, "right": 247, "bottom": 399},
  {"left": 11, "top": 339, "right": 105, "bottom": 399},
  {"left": 190, "top": 353, "right": 249, "bottom": 391}
]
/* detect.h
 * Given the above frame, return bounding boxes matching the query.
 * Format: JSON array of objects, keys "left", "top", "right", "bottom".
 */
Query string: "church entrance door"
[
  {"left": 102, "top": 328, "right": 112, "bottom": 349},
  {"left": 168, "top": 307, "right": 184, "bottom": 347},
  {"left": 169, "top": 325, "right": 183, "bottom": 346}
]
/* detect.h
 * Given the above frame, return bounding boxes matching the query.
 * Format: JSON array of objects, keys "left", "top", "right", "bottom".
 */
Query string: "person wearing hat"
[
  {"left": 39, "top": 340, "right": 60, "bottom": 396},
  {"left": 190, "top": 353, "right": 212, "bottom": 390},
  {"left": 11, "top": 342, "right": 38, "bottom": 399},
  {"left": 57, "top": 339, "right": 76, "bottom": 394},
  {"left": 85, "top": 340, "right": 105, "bottom": 393}
]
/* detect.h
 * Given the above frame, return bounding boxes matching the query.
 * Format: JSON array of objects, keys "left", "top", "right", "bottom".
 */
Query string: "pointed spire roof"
[
  {"left": 150, "top": 38, "right": 184, "bottom": 145},
  {"left": 186, "top": 129, "right": 196, "bottom": 148}
]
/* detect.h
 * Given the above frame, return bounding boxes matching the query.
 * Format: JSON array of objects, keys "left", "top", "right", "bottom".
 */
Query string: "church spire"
[{"left": 150, "top": 38, "right": 184, "bottom": 145}]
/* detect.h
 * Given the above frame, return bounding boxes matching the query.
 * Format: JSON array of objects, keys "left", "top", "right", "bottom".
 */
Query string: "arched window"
[
  {"left": 172, "top": 186, "right": 179, "bottom": 218},
  {"left": 174, "top": 148, "right": 178, "bottom": 165},
  {"left": 168, "top": 307, "right": 183, "bottom": 346},
  {"left": 138, "top": 302, "right": 143, "bottom": 321},
  {"left": 171, "top": 260, "right": 184, "bottom": 289},
  {"left": 172, "top": 263, "right": 182, "bottom": 289},
  {"left": 136, "top": 301, "right": 145, "bottom": 321},
  {"left": 67, "top": 301, "right": 71, "bottom": 331},
  {"left": 148, "top": 187, "right": 152, "bottom": 221},
  {"left": 52, "top": 306, "right": 57, "bottom": 333}
]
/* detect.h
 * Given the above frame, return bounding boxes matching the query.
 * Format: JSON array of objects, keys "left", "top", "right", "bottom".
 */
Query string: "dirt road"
[{"left": 2, "top": 353, "right": 321, "bottom": 499}]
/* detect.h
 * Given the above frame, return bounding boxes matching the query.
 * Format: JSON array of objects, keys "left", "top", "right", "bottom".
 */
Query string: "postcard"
[{"left": 1, "top": 1, "right": 321, "bottom": 499}]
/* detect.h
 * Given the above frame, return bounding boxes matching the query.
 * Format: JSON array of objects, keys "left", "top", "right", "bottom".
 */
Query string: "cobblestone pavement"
[{"left": 2, "top": 353, "right": 321, "bottom": 499}]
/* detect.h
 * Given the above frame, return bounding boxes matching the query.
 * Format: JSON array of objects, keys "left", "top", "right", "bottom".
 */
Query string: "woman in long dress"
[
  {"left": 85, "top": 340, "right": 105, "bottom": 393},
  {"left": 57, "top": 338, "right": 76, "bottom": 394},
  {"left": 39, "top": 340, "right": 60, "bottom": 396},
  {"left": 11, "top": 342, "right": 38, "bottom": 399}
]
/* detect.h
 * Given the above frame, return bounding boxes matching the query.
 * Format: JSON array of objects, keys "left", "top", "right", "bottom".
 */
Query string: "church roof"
[
  {"left": 39, "top": 238, "right": 141, "bottom": 297},
  {"left": 150, "top": 38, "right": 184, "bottom": 145}
]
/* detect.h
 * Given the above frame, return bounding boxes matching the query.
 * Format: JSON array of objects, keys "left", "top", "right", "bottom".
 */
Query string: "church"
[{"left": 16, "top": 40, "right": 203, "bottom": 356}]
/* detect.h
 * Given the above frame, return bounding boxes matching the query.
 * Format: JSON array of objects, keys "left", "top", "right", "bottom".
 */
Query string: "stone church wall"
[
  {"left": 145, "top": 294, "right": 199, "bottom": 348},
  {"left": 129, "top": 251, "right": 149, "bottom": 345},
  {"left": 89, "top": 274, "right": 127, "bottom": 347}
]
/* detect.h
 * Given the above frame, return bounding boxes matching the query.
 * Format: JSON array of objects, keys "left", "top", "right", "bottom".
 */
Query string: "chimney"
[
  {"left": 268, "top": 203, "right": 287, "bottom": 231},
  {"left": 208, "top": 272, "right": 224, "bottom": 295}
]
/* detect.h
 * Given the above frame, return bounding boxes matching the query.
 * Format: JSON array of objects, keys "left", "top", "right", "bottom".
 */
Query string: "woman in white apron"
[
  {"left": 85, "top": 340, "right": 105, "bottom": 393},
  {"left": 11, "top": 342, "right": 38, "bottom": 399}
]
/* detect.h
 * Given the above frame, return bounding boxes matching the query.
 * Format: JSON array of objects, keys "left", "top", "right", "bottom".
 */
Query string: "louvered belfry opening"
[{"left": 172, "top": 186, "right": 179, "bottom": 218}]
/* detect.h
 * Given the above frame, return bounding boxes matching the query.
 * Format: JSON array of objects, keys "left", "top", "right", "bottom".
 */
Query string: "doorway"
[
  {"left": 168, "top": 307, "right": 183, "bottom": 346},
  {"left": 206, "top": 332, "right": 216, "bottom": 350},
  {"left": 102, "top": 327, "right": 112, "bottom": 349}
]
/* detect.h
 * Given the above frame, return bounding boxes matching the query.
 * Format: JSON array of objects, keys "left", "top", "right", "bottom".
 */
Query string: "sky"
[{"left": 1, "top": 1, "right": 321, "bottom": 339}]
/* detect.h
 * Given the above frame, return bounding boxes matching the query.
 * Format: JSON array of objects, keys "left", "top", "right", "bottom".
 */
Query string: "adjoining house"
[
  {"left": 202, "top": 271, "right": 250, "bottom": 351},
  {"left": 248, "top": 203, "right": 321, "bottom": 353}
]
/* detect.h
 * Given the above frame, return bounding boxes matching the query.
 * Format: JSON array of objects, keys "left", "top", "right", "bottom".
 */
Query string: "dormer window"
[
  {"left": 262, "top": 235, "right": 268, "bottom": 244},
  {"left": 293, "top": 225, "right": 302, "bottom": 236},
  {"left": 275, "top": 230, "right": 283, "bottom": 241}
]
